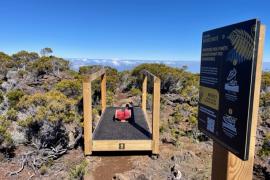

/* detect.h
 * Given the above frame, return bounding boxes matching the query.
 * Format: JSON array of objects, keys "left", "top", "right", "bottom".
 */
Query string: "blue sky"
[{"left": 0, "top": 0, "right": 269, "bottom": 61}]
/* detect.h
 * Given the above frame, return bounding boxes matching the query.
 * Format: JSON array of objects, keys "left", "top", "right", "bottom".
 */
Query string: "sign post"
[{"left": 198, "top": 19, "right": 265, "bottom": 179}]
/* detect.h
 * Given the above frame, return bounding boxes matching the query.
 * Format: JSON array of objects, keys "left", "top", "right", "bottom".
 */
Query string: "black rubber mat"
[{"left": 93, "top": 107, "right": 151, "bottom": 140}]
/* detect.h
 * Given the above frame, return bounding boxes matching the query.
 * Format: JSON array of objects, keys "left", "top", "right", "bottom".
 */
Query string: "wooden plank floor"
[{"left": 93, "top": 107, "right": 151, "bottom": 140}]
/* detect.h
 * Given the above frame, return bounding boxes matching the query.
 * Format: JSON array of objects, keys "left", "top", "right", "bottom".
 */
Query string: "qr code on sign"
[{"left": 207, "top": 117, "right": 215, "bottom": 133}]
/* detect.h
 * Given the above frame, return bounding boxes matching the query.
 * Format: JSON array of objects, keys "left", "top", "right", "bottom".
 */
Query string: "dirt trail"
[
  {"left": 92, "top": 156, "right": 133, "bottom": 180},
  {"left": 114, "top": 92, "right": 131, "bottom": 107}
]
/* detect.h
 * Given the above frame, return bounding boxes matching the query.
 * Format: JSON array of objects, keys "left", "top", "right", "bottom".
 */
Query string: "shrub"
[
  {"left": 18, "top": 69, "right": 28, "bottom": 78},
  {"left": 260, "top": 106, "right": 270, "bottom": 120},
  {"left": 172, "top": 112, "right": 183, "bottom": 124},
  {"left": 17, "top": 90, "right": 81, "bottom": 127},
  {"left": 259, "top": 133, "right": 270, "bottom": 157},
  {"left": 260, "top": 92, "right": 270, "bottom": 107},
  {"left": 12, "top": 50, "right": 39, "bottom": 62},
  {"left": 6, "top": 89, "right": 25, "bottom": 109},
  {"left": 107, "top": 90, "right": 114, "bottom": 106},
  {"left": 12, "top": 50, "right": 39, "bottom": 69},
  {"left": 188, "top": 115, "right": 197, "bottom": 124},
  {"left": 6, "top": 108, "right": 17, "bottom": 121},
  {"left": 79, "top": 65, "right": 119, "bottom": 93},
  {"left": 0, "top": 52, "right": 15, "bottom": 75},
  {"left": 54, "top": 79, "right": 82, "bottom": 100},
  {"left": 30, "top": 56, "right": 69, "bottom": 76},
  {"left": 69, "top": 160, "right": 88, "bottom": 180},
  {"left": 261, "top": 72, "right": 270, "bottom": 90},
  {"left": 0, "top": 116, "right": 13, "bottom": 148},
  {"left": 67, "top": 70, "right": 82, "bottom": 80},
  {"left": 40, "top": 165, "right": 48, "bottom": 175},
  {"left": 131, "top": 63, "right": 199, "bottom": 94},
  {"left": 130, "top": 88, "right": 141, "bottom": 96},
  {"left": 159, "top": 124, "right": 167, "bottom": 133},
  {"left": 0, "top": 92, "right": 3, "bottom": 104}
]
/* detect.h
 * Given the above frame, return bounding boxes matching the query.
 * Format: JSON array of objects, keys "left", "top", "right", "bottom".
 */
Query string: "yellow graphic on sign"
[{"left": 199, "top": 86, "right": 219, "bottom": 110}]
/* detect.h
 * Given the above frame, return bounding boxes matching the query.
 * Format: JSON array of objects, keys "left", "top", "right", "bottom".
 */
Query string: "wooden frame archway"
[{"left": 83, "top": 69, "right": 160, "bottom": 155}]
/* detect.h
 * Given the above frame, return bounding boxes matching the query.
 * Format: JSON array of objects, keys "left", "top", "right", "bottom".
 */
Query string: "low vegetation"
[
  {"left": 259, "top": 133, "right": 270, "bottom": 157},
  {"left": 0, "top": 116, "right": 13, "bottom": 150},
  {"left": 6, "top": 89, "right": 25, "bottom": 109},
  {"left": 0, "top": 92, "right": 4, "bottom": 104},
  {"left": 131, "top": 63, "right": 199, "bottom": 95},
  {"left": 54, "top": 79, "right": 82, "bottom": 100},
  {"left": 17, "top": 90, "right": 81, "bottom": 127},
  {"left": 69, "top": 160, "right": 88, "bottom": 179},
  {"left": 30, "top": 56, "right": 69, "bottom": 76}
]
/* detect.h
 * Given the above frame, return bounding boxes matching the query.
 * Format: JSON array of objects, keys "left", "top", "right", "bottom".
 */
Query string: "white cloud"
[
  {"left": 112, "top": 59, "right": 120, "bottom": 66},
  {"left": 122, "top": 60, "right": 136, "bottom": 65},
  {"left": 94, "top": 59, "right": 100, "bottom": 63}
]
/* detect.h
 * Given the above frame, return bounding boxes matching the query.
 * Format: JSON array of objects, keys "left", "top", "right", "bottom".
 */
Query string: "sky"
[{"left": 0, "top": 0, "right": 269, "bottom": 61}]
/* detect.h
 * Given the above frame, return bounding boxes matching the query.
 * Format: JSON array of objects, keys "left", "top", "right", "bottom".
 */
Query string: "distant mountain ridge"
[{"left": 68, "top": 58, "right": 270, "bottom": 73}]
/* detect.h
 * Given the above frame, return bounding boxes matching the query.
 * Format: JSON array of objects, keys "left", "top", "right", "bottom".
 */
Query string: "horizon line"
[{"left": 66, "top": 58, "right": 270, "bottom": 62}]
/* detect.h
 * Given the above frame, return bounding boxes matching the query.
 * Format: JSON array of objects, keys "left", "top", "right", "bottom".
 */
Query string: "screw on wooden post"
[
  {"left": 211, "top": 24, "right": 265, "bottom": 180},
  {"left": 142, "top": 75, "right": 147, "bottom": 112}
]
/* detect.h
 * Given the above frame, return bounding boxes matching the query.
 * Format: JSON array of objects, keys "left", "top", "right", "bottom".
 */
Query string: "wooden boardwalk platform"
[{"left": 93, "top": 107, "right": 151, "bottom": 140}]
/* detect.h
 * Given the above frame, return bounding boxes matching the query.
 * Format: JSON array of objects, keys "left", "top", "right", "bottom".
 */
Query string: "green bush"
[
  {"left": 261, "top": 72, "right": 270, "bottom": 90},
  {"left": 260, "top": 92, "right": 270, "bottom": 107},
  {"left": 6, "top": 108, "right": 17, "bottom": 121},
  {"left": 79, "top": 65, "right": 119, "bottom": 93},
  {"left": 12, "top": 50, "right": 39, "bottom": 61},
  {"left": 259, "top": 133, "right": 270, "bottom": 157},
  {"left": 131, "top": 63, "right": 199, "bottom": 94},
  {"left": 107, "top": 90, "right": 114, "bottom": 106},
  {"left": 172, "top": 112, "right": 183, "bottom": 124},
  {"left": 30, "top": 56, "right": 69, "bottom": 76},
  {"left": 17, "top": 90, "right": 81, "bottom": 127},
  {"left": 40, "top": 165, "right": 48, "bottom": 175},
  {"left": 69, "top": 160, "right": 88, "bottom": 180},
  {"left": 6, "top": 89, "right": 25, "bottom": 109},
  {"left": 12, "top": 50, "right": 39, "bottom": 69},
  {"left": 54, "top": 79, "right": 82, "bottom": 100},
  {"left": 0, "top": 52, "right": 15, "bottom": 75},
  {"left": 130, "top": 87, "right": 141, "bottom": 96},
  {"left": 0, "top": 92, "right": 4, "bottom": 104},
  {"left": 18, "top": 69, "right": 28, "bottom": 78},
  {"left": 0, "top": 116, "right": 13, "bottom": 147},
  {"left": 67, "top": 70, "right": 82, "bottom": 80},
  {"left": 188, "top": 115, "right": 197, "bottom": 124}
]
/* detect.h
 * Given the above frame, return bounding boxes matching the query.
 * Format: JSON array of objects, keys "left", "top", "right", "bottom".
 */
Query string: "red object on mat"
[{"left": 115, "top": 109, "right": 131, "bottom": 121}]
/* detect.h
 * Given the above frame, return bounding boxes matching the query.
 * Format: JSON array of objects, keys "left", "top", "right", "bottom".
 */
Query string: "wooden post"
[
  {"left": 101, "top": 73, "right": 106, "bottom": 112},
  {"left": 142, "top": 76, "right": 147, "bottom": 112},
  {"left": 152, "top": 77, "right": 160, "bottom": 154},
  {"left": 83, "top": 79, "right": 92, "bottom": 155},
  {"left": 211, "top": 24, "right": 265, "bottom": 180}
]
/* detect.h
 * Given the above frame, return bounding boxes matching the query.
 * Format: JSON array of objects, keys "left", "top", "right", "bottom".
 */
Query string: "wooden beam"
[
  {"left": 83, "top": 69, "right": 106, "bottom": 82},
  {"left": 93, "top": 140, "right": 152, "bottom": 151},
  {"left": 142, "top": 76, "right": 147, "bottom": 112},
  {"left": 83, "top": 80, "right": 92, "bottom": 155},
  {"left": 101, "top": 73, "right": 106, "bottom": 112},
  {"left": 152, "top": 77, "right": 160, "bottom": 154},
  {"left": 211, "top": 24, "right": 265, "bottom": 180},
  {"left": 141, "top": 69, "right": 157, "bottom": 80}
]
